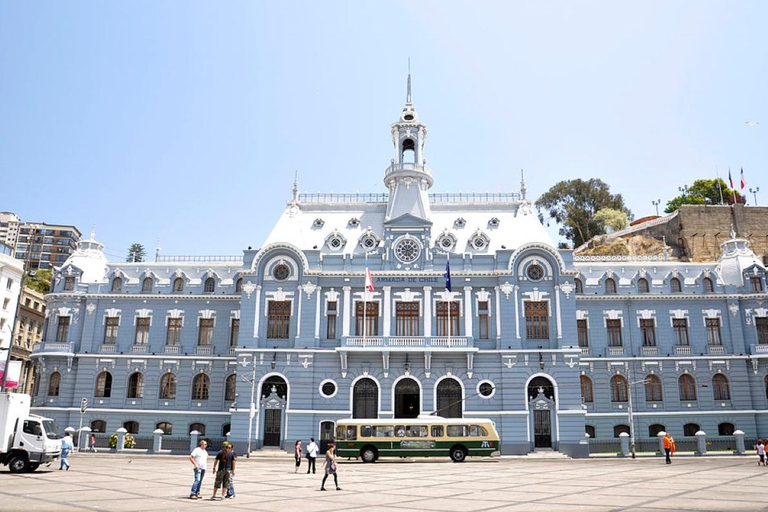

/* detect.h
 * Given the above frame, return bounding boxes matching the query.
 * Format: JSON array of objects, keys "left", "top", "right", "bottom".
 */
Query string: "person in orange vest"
[{"left": 663, "top": 432, "right": 676, "bottom": 464}]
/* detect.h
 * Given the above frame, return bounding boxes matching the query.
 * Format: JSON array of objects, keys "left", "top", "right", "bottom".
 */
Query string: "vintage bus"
[{"left": 334, "top": 416, "right": 501, "bottom": 463}]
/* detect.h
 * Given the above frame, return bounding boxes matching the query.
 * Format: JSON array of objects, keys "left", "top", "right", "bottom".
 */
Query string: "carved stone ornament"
[
  {"left": 728, "top": 303, "right": 740, "bottom": 317},
  {"left": 500, "top": 281, "right": 514, "bottom": 299},
  {"left": 302, "top": 281, "right": 318, "bottom": 299},
  {"left": 86, "top": 302, "right": 97, "bottom": 315},
  {"left": 559, "top": 281, "right": 574, "bottom": 299},
  {"left": 242, "top": 281, "right": 256, "bottom": 299}
]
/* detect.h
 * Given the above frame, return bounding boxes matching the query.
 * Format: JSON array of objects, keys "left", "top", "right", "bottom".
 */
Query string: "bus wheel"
[
  {"left": 450, "top": 446, "right": 467, "bottom": 463},
  {"left": 361, "top": 446, "right": 378, "bottom": 463}
]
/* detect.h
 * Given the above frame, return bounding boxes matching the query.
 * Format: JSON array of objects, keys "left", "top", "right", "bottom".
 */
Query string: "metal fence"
[
  {"left": 589, "top": 435, "right": 747, "bottom": 455},
  {"left": 85, "top": 433, "right": 227, "bottom": 454}
]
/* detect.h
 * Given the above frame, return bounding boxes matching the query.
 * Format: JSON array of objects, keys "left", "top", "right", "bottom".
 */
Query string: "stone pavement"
[{"left": 1, "top": 452, "right": 767, "bottom": 511}]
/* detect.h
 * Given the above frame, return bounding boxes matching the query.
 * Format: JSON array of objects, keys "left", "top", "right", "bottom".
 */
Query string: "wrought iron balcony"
[
  {"left": 32, "top": 341, "right": 74, "bottom": 354},
  {"left": 342, "top": 336, "right": 472, "bottom": 349}
]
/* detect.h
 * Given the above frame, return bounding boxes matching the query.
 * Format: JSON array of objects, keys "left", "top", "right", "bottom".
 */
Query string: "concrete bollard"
[
  {"left": 190, "top": 430, "right": 201, "bottom": 453},
  {"left": 152, "top": 429, "right": 164, "bottom": 453},
  {"left": 657, "top": 431, "right": 666, "bottom": 456},
  {"left": 734, "top": 430, "right": 745, "bottom": 454},
  {"left": 619, "top": 432, "right": 630, "bottom": 457},
  {"left": 695, "top": 430, "right": 707, "bottom": 456},
  {"left": 78, "top": 426, "right": 92, "bottom": 452},
  {"left": 116, "top": 427, "right": 127, "bottom": 452}
]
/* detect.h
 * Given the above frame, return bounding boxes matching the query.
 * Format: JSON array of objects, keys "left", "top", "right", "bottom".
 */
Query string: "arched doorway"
[
  {"left": 319, "top": 421, "right": 335, "bottom": 454},
  {"left": 528, "top": 376, "right": 556, "bottom": 449},
  {"left": 436, "top": 378, "right": 462, "bottom": 418},
  {"left": 353, "top": 378, "right": 378, "bottom": 419},
  {"left": 260, "top": 375, "right": 287, "bottom": 447},
  {"left": 395, "top": 378, "right": 420, "bottom": 418}
]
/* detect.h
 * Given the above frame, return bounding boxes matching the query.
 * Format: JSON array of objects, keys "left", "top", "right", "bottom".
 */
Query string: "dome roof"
[
  {"left": 63, "top": 236, "right": 109, "bottom": 284},
  {"left": 715, "top": 238, "right": 764, "bottom": 287}
]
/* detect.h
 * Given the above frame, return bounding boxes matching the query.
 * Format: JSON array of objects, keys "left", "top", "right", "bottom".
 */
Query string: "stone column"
[
  {"left": 342, "top": 286, "right": 351, "bottom": 337},
  {"left": 152, "top": 429, "right": 164, "bottom": 453},
  {"left": 657, "top": 431, "right": 666, "bottom": 456},
  {"left": 619, "top": 432, "right": 630, "bottom": 457},
  {"left": 695, "top": 430, "right": 707, "bottom": 456},
  {"left": 253, "top": 285, "right": 262, "bottom": 338},
  {"left": 190, "top": 430, "right": 201, "bottom": 453},
  {"left": 383, "top": 286, "right": 391, "bottom": 337},
  {"left": 423, "top": 286, "right": 432, "bottom": 337},
  {"left": 78, "top": 426, "right": 91, "bottom": 452},
  {"left": 734, "top": 430, "right": 745, "bottom": 454},
  {"left": 116, "top": 427, "right": 127, "bottom": 452}
]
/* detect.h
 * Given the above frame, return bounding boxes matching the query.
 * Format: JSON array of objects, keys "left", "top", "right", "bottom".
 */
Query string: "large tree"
[
  {"left": 664, "top": 178, "right": 741, "bottom": 213},
  {"left": 535, "top": 178, "right": 630, "bottom": 248},
  {"left": 26, "top": 268, "right": 51, "bottom": 294},
  {"left": 126, "top": 243, "right": 146, "bottom": 263}
]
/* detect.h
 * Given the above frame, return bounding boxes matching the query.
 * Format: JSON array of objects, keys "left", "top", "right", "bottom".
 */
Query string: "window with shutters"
[
  {"left": 267, "top": 301, "right": 291, "bottom": 339},
  {"left": 436, "top": 301, "right": 460, "bottom": 337},
  {"left": 525, "top": 301, "right": 549, "bottom": 339}
]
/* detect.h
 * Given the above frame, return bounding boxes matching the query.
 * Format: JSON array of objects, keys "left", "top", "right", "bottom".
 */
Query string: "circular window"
[
  {"left": 328, "top": 236, "right": 343, "bottom": 249},
  {"left": 527, "top": 264, "right": 544, "bottom": 281},
  {"left": 361, "top": 236, "right": 377, "bottom": 251},
  {"left": 273, "top": 264, "right": 290, "bottom": 281},
  {"left": 395, "top": 238, "right": 421, "bottom": 263},
  {"left": 478, "top": 381, "right": 495, "bottom": 399},
  {"left": 404, "top": 114, "right": 414, "bottom": 121},
  {"left": 319, "top": 380, "right": 337, "bottom": 398},
  {"left": 438, "top": 235, "right": 454, "bottom": 250},
  {"left": 472, "top": 236, "right": 487, "bottom": 250}
]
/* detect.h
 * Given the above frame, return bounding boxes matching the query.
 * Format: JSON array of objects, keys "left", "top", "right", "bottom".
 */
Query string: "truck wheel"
[
  {"left": 8, "top": 456, "right": 30, "bottom": 473},
  {"left": 28, "top": 463, "right": 40, "bottom": 472}
]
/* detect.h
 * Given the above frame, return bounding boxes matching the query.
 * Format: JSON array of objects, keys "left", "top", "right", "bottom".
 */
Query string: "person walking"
[
  {"left": 189, "top": 439, "right": 208, "bottom": 499},
  {"left": 210, "top": 442, "right": 231, "bottom": 501},
  {"left": 225, "top": 443, "right": 237, "bottom": 499},
  {"left": 294, "top": 440, "right": 303, "bottom": 474},
  {"left": 757, "top": 439, "right": 766, "bottom": 466},
  {"left": 306, "top": 437, "right": 318, "bottom": 474},
  {"left": 320, "top": 443, "right": 341, "bottom": 491},
  {"left": 59, "top": 432, "right": 74, "bottom": 470},
  {"left": 89, "top": 433, "right": 98, "bottom": 453},
  {"left": 663, "top": 432, "right": 676, "bottom": 464}
]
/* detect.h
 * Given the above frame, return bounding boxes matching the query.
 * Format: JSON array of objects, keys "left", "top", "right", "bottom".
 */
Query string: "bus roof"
[{"left": 335, "top": 417, "right": 496, "bottom": 426}]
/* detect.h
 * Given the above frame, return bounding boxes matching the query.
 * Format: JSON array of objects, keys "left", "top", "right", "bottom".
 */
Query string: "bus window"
[
  {"left": 373, "top": 425, "right": 394, "bottom": 437},
  {"left": 361, "top": 425, "right": 372, "bottom": 437},
  {"left": 336, "top": 426, "right": 346, "bottom": 441},
  {"left": 469, "top": 425, "right": 488, "bottom": 437},
  {"left": 395, "top": 425, "right": 406, "bottom": 437},
  {"left": 447, "top": 425, "right": 467, "bottom": 437},
  {"left": 431, "top": 425, "right": 444, "bottom": 437},
  {"left": 406, "top": 425, "right": 427, "bottom": 437},
  {"left": 346, "top": 427, "right": 357, "bottom": 440}
]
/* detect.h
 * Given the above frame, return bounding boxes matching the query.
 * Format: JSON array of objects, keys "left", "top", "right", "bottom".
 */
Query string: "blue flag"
[{"left": 444, "top": 260, "right": 452, "bottom": 292}]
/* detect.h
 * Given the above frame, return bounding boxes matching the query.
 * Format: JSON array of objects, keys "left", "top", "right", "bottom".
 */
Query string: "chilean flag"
[
  {"left": 364, "top": 261, "right": 375, "bottom": 292},
  {"left": 741, "top": 167, "right": 746, "bottom": 190},
  {"left": 728, "top": 168, "right": 734, "bottom": 189}
]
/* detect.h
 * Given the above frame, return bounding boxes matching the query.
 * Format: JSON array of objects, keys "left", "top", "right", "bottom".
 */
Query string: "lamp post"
[
  {"left": 749, "top": 187, "right": 760, "bottom": 205},
  {"left": 652, "top": 199, "right": 661, "bottom": 216},
  {"left": 626, "top": 369, "right": 650, "bottom": 459},
  {"left": 239, "top": 354, "right": 258, "bottom": 458}
]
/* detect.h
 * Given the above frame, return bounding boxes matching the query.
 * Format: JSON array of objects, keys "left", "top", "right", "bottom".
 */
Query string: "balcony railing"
[
  {"left": 580, "top": 347, "right": 590, "bottom": 356},
  {"left": 99, "top": 344, "right": 116, "bottom": 353},
  {"left": 131, "top": 345, "right": 148, "bottom": 353},
  {"left": 708, "top": 345, "right": 725, "bottom": 354},
  {"left": 196, "top": 346, "right": 212, "bottom": 355},
  {"left": 32, "top": 342, "right": 74, "bottom": 353},
  {"left": 641, "top": 346, "right": 659, "bottom": 356},
  {"left": 607, "top": 347, "right": 625, "bottom": 356},
  {"left": 674, "top": 346, "right": 692, "bottom": 355},
  {"left": 343, "top": 336, "right": 472, "bottom": 348},
  {"left": 164, "top": 345, "right": 180, "bottom": 354},
  {"left": 754, "top": 344, "right": 768, "bottom": 354}
]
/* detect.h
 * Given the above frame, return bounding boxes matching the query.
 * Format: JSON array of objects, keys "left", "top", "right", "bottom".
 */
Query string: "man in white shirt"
[
  {"left": 306, "top": 437, "right": 319, "bottom": 474},
  {"left": 189, "top": 440, "right": 208, "bottom": 499}
]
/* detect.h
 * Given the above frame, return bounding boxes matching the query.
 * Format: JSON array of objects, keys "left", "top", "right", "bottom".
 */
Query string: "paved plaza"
[{"left": 0, "top": 452, "right": 766, "bottom": 512}]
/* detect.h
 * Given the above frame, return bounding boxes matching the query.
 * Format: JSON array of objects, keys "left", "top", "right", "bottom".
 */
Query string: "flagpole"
[
  {"left": 363, "top": 253, "right": 367, "bottom": 346},
  {"left": 446, "top": 253, "right": 451, "bottom": 345}
]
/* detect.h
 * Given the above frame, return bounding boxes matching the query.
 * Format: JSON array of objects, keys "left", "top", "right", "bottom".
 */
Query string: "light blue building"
[{"left": 30, "top": 79, "right": 768, "bottom": 457}]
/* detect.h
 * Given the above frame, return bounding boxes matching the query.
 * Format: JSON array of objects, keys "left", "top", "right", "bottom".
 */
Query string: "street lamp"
[
  {"left": 239, "top": 354, "right": 258, "bottom": 458},
  {"left": 749, "top": 187, "right": 760, "bottom": 205},
  {"left": 652, "top": 199, "right": 661, "bottom": 216},
  {"left": 626, "top": 369, "right": 650, "bottom": 459}
]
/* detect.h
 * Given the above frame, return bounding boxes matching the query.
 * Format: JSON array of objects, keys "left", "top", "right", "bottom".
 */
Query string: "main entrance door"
[
  {"left": 533, "top": 410, "right": 552, "bottom": 448},
  {"left": 264, "top": 409, "right": 281, "bottom": 446},
  {"left": 319, "top": 421, "right": 334, "bottom": 454},
  {"left": 394, "top": 378, "right": 420, "bottom": 418}
]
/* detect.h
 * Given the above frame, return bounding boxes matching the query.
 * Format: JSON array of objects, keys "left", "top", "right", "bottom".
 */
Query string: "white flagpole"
[
  {"left": 363, "top": 253, "right": 368, "bottom": 345},
  {"left": 446, "top": 253, "right": 451, "bottom": 345}
]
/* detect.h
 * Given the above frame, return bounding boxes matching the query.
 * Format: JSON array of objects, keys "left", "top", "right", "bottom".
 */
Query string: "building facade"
[
  {"left": 1, "top": 243, "right": 24, "bottom": 387},
  {"left": 29, "top": 81, "right": 768, "bottom": 456},
  {"left": 10, "top": 287, "right": 45, "bottom": 393}
]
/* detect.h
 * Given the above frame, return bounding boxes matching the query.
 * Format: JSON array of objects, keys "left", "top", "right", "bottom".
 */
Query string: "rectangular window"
[
  {"left": 104, "top": 317, "right": 119, "bottom": 344},
  {"left": 326, "top": 301, "right": 337, "bottom": 340},
  {"left": 436, "top": 301, "right": 460, "bottom": 337},
  {"left": 64, "top": 277, "right": 75, "bottom": 291},
  {"left": 477, "top": 301, "right": 489, "bottom": 339},
  {"left": 752, "top": 277, "right": 764, "bottom": 292},
  {"left": 673, "top": 318, "right": 689, "bottom": 346},
  {"left": 134, "top": 318, "right": 150, "bottom": 345},
  {"left": 706, "top": 318, "right": 722, "bottom": 345},
  {"left": 355, "top": 301, "right": 379, "bottom": 336},
  {"left": 166, "top": 318, "right": 182, "bottom": 346},
  {"left": 229, "top": 318, "right": 240, "bottom": 347},
  {"left": 640, "top": 319, "right": 656, "bottom": 347},
  {"left": 606, "top": 319, "right": 622, "bottom": 347},
  {"left": 757, "top": 317, "right": 768, "bottom": 345},
  {"left": 525, "top": 301, "right": 549, "bottom": 340},
  {"left": 56, "top": 316, "right": 70, "bottom": 343},
  {"left": 6, "top": 278, "right": 12, "bottom": 290},
  {"left": 577, "top": 319, "right": 589, "bottom": 347},
  {"left": 198, "top": 318, "right": 214, "bottom": 346},
  {"left": 395, "top": 302, "right": 420, "bottom": 337},
  {"left": 2, "top": 298, "right": 8, "bottom": 310},
  {"left": 267, "top": 301, "right": 291, "bottom": 339}
]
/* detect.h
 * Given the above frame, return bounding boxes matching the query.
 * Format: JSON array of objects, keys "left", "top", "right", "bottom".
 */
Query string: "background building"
[
  {"left": 10, "top": 286, "right": 45, "bottom": 393},
  {"left": 14, "top": 222, "right": 82, "bottom": 271},
  {"left": 0, "top": 242, "right": 24, "bottom": 387}
]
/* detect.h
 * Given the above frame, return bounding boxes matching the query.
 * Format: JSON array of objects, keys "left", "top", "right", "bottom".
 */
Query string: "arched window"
[
  {"left": 575, "top": 278, "right": 583, "bottom": 294},
  {"left": 605, "top": 278, "right": 617, "bottom": 295},
  {"left": 173, "top": 277, "right": 184, "bottom": 293},
  {"left": 352, "top": 377, "right": 378, "bottom": 419},
  {"left": 159, "top": 373, "right": 177, "bottom": 399},
  {"left": 644, "top": 375, "right": 663, "bottom": 402},
  {"left": 648, "top": 424, "right": 666, "bottom": 437},
  {"left": 192, "top": 374, "right": 210, "bottom": 401},
  {"left": 401, "top": 138, "right": 416, "bottom": 163},
  {"left": 127, "top": 372, "right": 144, "bottom": 399},
  {"left": 90, "top": 420, "right": 106, "bottom": 433},
  {"left": 156, "top": 422, "right": 172, "bottom": 435},
  {"left": 718, "top": 422, "right": 735, "bottom": 436},
  {"left": 204, "top": 277, "right": 215, "bottom": 293},
  {"left": 613, "top": 424, "right": 630, "bottom": 438},
  {"left": 47, "top": 371, "right": 61, "bottom": 396},
  {"left": 190, "top": 422, "right": 206, "bottom": 435},
  {"left": 683, "top": 423, "right": 700, "bottom": 437},
  {"left": 678, "top": 374, "right": 697, "bottom": 401},
  {"left": 123, "top": 421, "right": 139, "bottom": 434},
  {"left": 610, "top": 375, "right": 628, "bottom": 402},
  {"left": 142, "top": 277, "right": 153, "bottom": 293},
  {"left": 703, "top": 277, "right": 714, "bottom": 293},
  {"left": 260, "top": 375, "right": 288, "bottom": 400},
  {"left": 580, "top": 375, "right": 594, "bottom": 403},
  {"left": 235, "top": 278, "right": 243, "bottom": 293},
  {"left": 527, "top": 376, "right": 555, "bottom": 402},
  {"left": 638, "top": 278, "right": 649, "bottom": 293},
  {"left": 111, "top": 276, "right": 123, "bottom": 292},
  {"left": 222, "top": 423, "right": 231, "bottom": 437},
  {"left": 585, "top": 425, "right": 596, "bottom": 439},
  {"left": 713, "top": 374, "right": 730, "bottom": 400},
  {"left": 225, "top": 374, "right": 237, "bottom": 401},
  {"left": 436, "top": 378, "right": 462, "bottom": 418},
  {"left": 670, "top": 277, "right": 682, "bottom": 293},
  {"left": 95, "top": 371, "right": 112, "bottom": 398}
]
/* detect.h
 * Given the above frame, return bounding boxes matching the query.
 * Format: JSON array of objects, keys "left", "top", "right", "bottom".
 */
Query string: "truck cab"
[{"left": 1, "top": 393, "right": 61, "bottom": 473}]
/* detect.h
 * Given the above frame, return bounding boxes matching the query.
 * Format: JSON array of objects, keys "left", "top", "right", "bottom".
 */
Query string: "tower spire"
[
  {"left": 292, "top": 170, "right": 299, "bottom": 202},
  {"left": 406, "top": 58, "right": 412, "bottom": 105},
  {"left": 520, "top": 169, "right": 527, "bottom": 201}
]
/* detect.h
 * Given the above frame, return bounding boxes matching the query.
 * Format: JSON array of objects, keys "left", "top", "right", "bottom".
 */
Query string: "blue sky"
[{"left": 1, "top": 1, "right": 766, "bottom": 259}]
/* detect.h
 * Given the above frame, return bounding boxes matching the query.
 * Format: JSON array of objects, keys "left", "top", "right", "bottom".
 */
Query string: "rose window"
[{"left": 395, "top": 238, "right": 421, "bottom": 263}]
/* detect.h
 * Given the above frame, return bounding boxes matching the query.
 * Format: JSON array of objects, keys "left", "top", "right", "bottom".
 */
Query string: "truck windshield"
[{"left": 43, "top": 420, "right": 62, "bottom": 439}]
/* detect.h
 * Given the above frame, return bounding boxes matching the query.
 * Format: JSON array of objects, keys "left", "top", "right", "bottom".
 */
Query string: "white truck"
[{"left": 1, "top": 392, "right": 61, "bottom": 473}]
